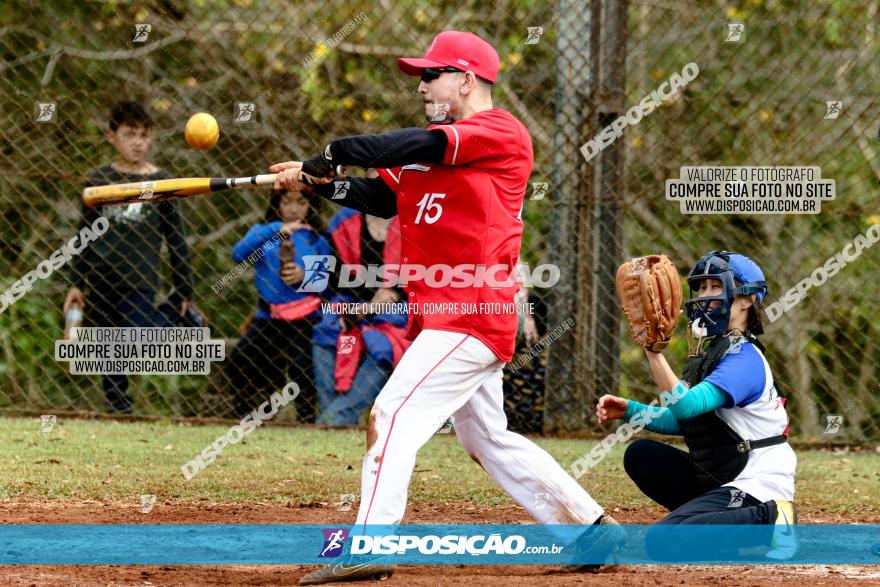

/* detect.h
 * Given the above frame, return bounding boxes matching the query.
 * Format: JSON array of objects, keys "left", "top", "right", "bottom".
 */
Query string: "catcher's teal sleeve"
[
  {"left": 624, "top": 381, "right": 727, "bottom": 434},
  {"left": 667, "top": 381, "right": 727, "bottom": 419},
  {"left": 624, "top": 401, "right": 680, "bottom": 434}
]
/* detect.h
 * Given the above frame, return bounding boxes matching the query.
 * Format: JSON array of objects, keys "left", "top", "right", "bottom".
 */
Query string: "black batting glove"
[{"left": 299, "top": 145, "right": 336, "bottom": 186}]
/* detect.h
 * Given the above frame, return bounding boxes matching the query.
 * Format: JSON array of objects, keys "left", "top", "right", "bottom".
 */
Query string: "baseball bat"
[{"left": 82, "top": 167, "right": 347, "bottom": 208}]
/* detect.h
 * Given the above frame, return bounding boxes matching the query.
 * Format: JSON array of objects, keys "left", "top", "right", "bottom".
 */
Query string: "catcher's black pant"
[{"left": 624, "top": 439, "right": 778, "bottom": 558}]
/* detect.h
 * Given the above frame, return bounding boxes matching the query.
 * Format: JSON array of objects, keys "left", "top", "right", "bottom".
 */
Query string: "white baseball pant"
[{"left": 354, "top": 329, "right": 604, "bottom": 529}]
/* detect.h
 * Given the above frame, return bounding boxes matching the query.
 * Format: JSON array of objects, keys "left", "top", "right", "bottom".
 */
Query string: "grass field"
[
  {"left": 1, "top": 416, "right": 879, "bottom": 586},
  {"left": 3, "top": 417, "right": 878, "bottom": 514}
]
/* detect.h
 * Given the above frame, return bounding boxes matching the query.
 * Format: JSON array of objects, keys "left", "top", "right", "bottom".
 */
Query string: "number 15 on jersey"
[{"left": 415, "top": 192, "right": 446, "bottom": 225}]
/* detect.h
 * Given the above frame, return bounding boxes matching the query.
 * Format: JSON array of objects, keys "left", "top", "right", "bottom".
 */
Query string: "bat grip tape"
[{"left": 210, "top": 178, "right": 229, "bottom": 191}]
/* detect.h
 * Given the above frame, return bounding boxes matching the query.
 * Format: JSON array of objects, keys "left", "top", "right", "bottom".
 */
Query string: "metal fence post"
[
  {"left": 587, "top": 0, "right": 627, "bottom": 413},
  {"left": 544, "top": 0, "right": 592, "bottom": 433}
]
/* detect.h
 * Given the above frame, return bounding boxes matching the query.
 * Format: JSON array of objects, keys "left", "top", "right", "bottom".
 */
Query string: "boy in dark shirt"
[{"left": 63, "top": 101, "right": 198, "bottom": 412}]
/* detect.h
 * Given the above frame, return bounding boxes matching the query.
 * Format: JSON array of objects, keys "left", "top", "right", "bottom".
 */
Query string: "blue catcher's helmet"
[{"left": 685, "top": 250, "right": 767, "bottom": 336}]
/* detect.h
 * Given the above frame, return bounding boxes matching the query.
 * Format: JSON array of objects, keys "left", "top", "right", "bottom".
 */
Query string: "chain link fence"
[
  {"left": 617, "top": 0, "right": 879, "bottom": 442},
  {"left": 0, "top": 0, "right": 877, "bottom": 442}
]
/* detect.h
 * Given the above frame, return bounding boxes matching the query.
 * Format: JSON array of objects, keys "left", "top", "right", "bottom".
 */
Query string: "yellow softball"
[{"left": 184, "top": 112, "right": 219, "bottom": 150}]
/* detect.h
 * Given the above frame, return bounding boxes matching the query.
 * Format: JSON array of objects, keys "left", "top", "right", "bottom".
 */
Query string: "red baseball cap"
[{"left": 398, "top": 31, "right": 500, "bottom": 84}]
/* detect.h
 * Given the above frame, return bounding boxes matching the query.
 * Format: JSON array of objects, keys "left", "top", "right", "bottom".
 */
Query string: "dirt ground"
[{"left": 1, "top": 500, "right": 878, "bottom": 586}]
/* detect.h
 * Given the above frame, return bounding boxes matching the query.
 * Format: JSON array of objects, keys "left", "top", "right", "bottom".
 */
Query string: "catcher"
[{"left": 599, "top": 251, "right": 797, "bottom": 559}]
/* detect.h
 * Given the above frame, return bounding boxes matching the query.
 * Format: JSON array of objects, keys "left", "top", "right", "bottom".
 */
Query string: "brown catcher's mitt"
[{"left": 615, "top": 255, "right": 683, "bottom": 351}]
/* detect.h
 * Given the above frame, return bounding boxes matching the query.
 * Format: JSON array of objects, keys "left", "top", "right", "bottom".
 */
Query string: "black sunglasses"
[{"left": 420, "top": 67, "right": 463, "bottom": 83}]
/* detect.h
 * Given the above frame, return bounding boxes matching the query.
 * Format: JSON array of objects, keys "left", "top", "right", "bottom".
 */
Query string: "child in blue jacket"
[{"left": 226, "top": 189, "right": 332, "bottom": 421}]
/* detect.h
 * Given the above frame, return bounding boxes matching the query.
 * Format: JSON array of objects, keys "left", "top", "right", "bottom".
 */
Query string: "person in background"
[
  {"left": 64, "top": 100, "right": 198, "bottom": 413},
  {"left": 226, "top": 189, "right": 331, "bottom": 421},
  {"left": 312, "top": 200, "right": 410, "bottom": 425},
  {"left": 502, "top": 279, "right": 544, "bottom": 434}
]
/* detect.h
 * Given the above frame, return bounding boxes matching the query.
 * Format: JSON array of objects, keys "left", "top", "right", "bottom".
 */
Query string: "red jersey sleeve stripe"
[
  {"left": 376, "top": 167, "right": 400, "bottom": 186},
  {"left": 433, "top": 123, "right": 463, "bottom": 165},
  {"left": 448, "top": 125, "right": 460, "bottom": 165}
]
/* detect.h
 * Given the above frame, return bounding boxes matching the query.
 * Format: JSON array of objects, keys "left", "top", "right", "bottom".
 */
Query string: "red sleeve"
[
  {"left": 431, "top": 110, "right": 522, "bottom": 167},
  {"left": 375, "top": 167, "right": 402, "bottom": 189}
]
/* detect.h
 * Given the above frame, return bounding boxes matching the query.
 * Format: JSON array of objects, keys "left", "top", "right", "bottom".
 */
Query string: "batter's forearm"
[
  {"left": 313, "top": 177, "right": 398, "bottom": 218},
  {"left": 328, "top": 128, "right": 447, "bottom": 168}
]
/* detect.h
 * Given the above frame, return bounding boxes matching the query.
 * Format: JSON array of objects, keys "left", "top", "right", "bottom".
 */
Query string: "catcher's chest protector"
[{"left": 678, "top": 336, "right": 752, "bottom": 488}]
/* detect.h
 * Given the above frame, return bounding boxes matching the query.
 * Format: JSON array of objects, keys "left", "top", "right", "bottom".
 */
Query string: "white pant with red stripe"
[{"left": 354, "top": 329, "right": 604, "bottom": 528}]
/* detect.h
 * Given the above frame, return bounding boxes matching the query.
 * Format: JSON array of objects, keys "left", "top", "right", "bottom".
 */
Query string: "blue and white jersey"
[{"left": 704, "top": 337, "right": 796, "bottom": 502}]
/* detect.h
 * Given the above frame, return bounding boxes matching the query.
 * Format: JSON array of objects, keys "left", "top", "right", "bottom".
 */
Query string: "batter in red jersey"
[{"left": 271, "top": 31, "right": 622, "bottom": 585}]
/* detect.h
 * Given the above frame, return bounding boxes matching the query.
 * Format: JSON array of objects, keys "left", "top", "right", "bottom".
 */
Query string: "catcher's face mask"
[{"left": 685, "top": 250, "right": 766, "bottom": 337}]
